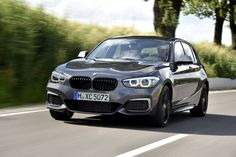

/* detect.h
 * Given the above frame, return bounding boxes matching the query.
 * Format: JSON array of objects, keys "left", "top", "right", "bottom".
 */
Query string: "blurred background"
[{"left": 0, "top": 0, "right": 235, "bottom": 108}]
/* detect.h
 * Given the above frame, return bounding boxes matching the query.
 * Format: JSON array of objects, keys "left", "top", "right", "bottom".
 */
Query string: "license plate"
[{"left": 74, "top": 91, "right": 109, "bottom": 102}]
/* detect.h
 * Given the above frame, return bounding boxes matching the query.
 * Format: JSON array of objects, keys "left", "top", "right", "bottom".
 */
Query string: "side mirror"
[
  {"left": 170, "top": 62, "right": 178, "bottom": 72},
  {"left": 78, "top": 50, "right": 88, "bottom": 58}
]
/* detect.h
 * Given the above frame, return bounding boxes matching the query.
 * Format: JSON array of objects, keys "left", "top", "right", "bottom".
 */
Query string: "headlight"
[
  {"left": 50, "top": 71, "right": 67, "bottom": 83},
  {"left": 122, "top": 76, "right": 160, "bottom": 88}
]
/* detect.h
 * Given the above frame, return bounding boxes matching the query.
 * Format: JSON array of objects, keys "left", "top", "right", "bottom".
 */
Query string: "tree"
[
  {"left": 229, "top": 0, "right": 236, "bottom": 48},
  {"left": 145, "top": 0, "right": 183, "bottom": 37},
  {"left": 183, "top": 0, "right": 228, "bottom": 45}
]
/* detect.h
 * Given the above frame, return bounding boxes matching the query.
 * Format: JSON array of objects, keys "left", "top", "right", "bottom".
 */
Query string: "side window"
[
  {"left": 174, "top": 42, "right": 185, "bottom": 61},
  {"left": 182, "top": 42, "right": 196, "bottom": 63}
]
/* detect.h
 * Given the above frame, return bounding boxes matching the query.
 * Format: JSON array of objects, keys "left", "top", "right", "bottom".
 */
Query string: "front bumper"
[{"left": 46, "top": 81, "right": 163, "bottom": 116}]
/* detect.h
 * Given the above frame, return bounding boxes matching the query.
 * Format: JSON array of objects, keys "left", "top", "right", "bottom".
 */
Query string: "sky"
[{"left": 25, "top": 0, "right": 231, "bottom": 45}]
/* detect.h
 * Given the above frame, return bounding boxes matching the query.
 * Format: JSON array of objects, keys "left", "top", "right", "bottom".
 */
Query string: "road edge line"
[
  {"left": 209, "top": 89, "right": 236, "bottom": 94},
  {"left": 0, "top": 109, "right": 48, "bottom": 117}
]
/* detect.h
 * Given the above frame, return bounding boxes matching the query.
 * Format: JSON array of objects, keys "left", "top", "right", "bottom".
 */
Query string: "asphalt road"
[{"left": 1, "top": 90, "right": 236, "bottom": 157}]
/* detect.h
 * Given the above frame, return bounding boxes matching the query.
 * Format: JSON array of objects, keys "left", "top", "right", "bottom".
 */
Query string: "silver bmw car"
[{"left": 46, "top": 36, "right": 208, "bottom": 127}]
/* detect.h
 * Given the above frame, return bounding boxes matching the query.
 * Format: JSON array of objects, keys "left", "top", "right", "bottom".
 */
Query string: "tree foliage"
[
  {"left": 183, "top": 0, "right": 228, "bottom": 45},
  {"left": 183, "top": 0, "right": 227, "bottom": 19}
]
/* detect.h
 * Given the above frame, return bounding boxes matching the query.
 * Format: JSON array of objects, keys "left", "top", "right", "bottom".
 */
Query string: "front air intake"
[
  {"left": 124, "top": 100, "right": 149, "bottom": 112},
  {"left": 64, "top": 100, "right": 121, "bottom": 113},
  {"left": 47, "top": 94, "right": 64, "bottom": 106}
]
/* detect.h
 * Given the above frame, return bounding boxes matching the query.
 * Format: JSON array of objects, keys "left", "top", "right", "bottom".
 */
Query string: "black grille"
[
  {"left": 48, "top": 94, "right": 64, "bottom": 106},
  {"left": 124, "top": 100, "right": 149, "bottom": 111},
  {"left": 93, "top": 78, "right": 118, "bottom": 91},
  {"left": 64, "top": 100, "right": 121, "bottom": 113},
  {"left": 70, "top": 76, "right": 91, "bottom": 89}
]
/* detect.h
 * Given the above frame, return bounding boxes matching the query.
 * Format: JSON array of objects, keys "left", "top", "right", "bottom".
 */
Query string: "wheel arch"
[
  {"left": 163, "top": 80, "right": 173, "bottom": 104},
  {"left": 203, "top": 79, "right": 209, "bottom": 92}
]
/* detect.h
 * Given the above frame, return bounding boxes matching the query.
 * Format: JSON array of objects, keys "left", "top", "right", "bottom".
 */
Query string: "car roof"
[{"left": 109, "top": 35, "right": 185, "bottom": 42}]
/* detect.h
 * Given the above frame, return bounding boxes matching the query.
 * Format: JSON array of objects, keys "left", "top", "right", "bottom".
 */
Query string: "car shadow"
[{"left": 65, "top": 112, "right": 236, "bottom": 136}]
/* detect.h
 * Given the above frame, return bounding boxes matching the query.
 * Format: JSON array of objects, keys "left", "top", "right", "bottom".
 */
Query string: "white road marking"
[
  {"left": 0, "top": 109, "right": 48, "bottom": 117},
  {"left": 115, "top": 134, "right": 189, "bottom": 157},
  {"left": 209, "top": 90, "right": 236, "bottom": 94}
]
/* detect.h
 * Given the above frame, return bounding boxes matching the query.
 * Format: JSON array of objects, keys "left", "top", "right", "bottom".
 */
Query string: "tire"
[
  {"left": 151, "top": 86, "right": 171, "bottom": 127},
  {"left": 190, "top": 84, "right": 208, "bottom": 117},
  {"left": 49, "top": 109, "right": 74, "bottom": 121}
]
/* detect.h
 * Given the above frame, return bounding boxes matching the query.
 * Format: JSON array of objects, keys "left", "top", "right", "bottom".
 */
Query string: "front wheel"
[
  {"left": 150, "top": 86, "right": 171, "bottom": 127},
  {"left": 49, "top": 109, "right": 74, "bottom": 121},
  {"left": 190, "top": 84, "right": 208, "bottom": 117}
]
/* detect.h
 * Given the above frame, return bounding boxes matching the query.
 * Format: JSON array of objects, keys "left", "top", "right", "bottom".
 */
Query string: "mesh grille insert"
[
  {"left": 64, "top": 100, "right": 121, "bottom": 113},
  {"left": 48, "top": 94, "right": 64, "bottom": 106},
  {"left": 93, "top": 78, "right": 118, "bottom": 91},
  {"left": 70, "top": 76, "right": 91, "bottom": 89},
  {"left": 124, "top": 100, "right": 149, "bottom": 111}
]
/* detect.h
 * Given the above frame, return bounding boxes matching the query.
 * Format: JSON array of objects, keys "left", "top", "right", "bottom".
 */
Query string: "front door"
[{"left": 172, "top": 42, "right": 198, "bottom": 106}]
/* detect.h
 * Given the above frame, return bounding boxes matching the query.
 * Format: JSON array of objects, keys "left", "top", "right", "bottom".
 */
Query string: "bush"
[
  {"left": 0, "top": 0, "right": 82, "bottom": 106},
  {"left": 193, "top": 43, "right": 236, "bottom": 78}
]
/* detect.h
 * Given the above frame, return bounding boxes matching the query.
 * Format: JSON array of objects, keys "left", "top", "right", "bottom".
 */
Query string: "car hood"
[{"left": 57, "top": 58, "right": 168, "bottom": 78}]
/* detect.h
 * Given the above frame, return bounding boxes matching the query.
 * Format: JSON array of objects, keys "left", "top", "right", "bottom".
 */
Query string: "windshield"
[{"left": 87, "top": 38, "right": 170, "bottom": 62}]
